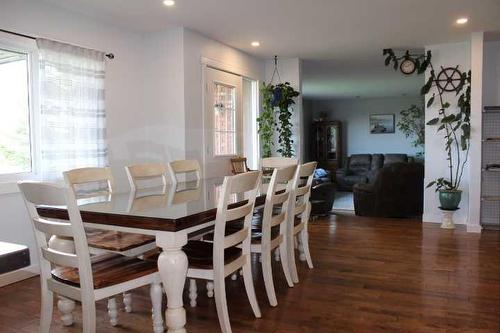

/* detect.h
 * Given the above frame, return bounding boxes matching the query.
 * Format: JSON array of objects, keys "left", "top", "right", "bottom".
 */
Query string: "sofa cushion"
[
  {"left": 384, "top": 154, "right": 408, "bottom": 165},
  {"left": 349, "top": 154, "right": 372, "bottom": 171},
  {"left": 371, "top": 154, "right": 384, "bottom": 170}
]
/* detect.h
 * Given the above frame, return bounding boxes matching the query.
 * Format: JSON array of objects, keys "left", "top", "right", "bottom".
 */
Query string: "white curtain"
[{"left": 37, "top": 39, "right": 107, "bottom": 180}]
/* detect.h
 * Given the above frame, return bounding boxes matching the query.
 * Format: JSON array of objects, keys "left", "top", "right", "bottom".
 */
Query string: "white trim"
[
  {"left": 466, "top": 224, "right": 482, "bottom": 233},
  {"left": 0, "top": 264, "right": 39, "bottom": 288}
]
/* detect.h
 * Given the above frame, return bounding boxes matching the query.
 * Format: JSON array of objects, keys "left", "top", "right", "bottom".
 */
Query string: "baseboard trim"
[
  {"left": 0, "top": 265, "right": 39, "bottom": 288},
  {"left": 466, "top": 224, "right": 482, "bottom": 233}
]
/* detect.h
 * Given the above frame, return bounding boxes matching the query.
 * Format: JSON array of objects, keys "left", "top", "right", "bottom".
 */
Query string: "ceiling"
[{"left": 43, "top": 0, "right": 500, "bottom": 99}]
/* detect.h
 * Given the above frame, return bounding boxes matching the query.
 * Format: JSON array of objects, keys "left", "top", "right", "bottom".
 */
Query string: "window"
[
  {"left": 213, "top": 83, "right": 236, "bottom": 156},
  {"left": 0, "top": 48, "right": 32, "bottom": 175}
]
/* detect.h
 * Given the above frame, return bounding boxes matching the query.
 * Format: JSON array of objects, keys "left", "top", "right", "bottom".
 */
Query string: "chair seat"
[
  {"left": 51, "top": 255, "right": 157, "bottom": 289},
  {"left": 86, "top": 228, "right": 155, "bottom": 252},
  {"left": 183, "top": 240, "right": 242, "bottom": 269}
]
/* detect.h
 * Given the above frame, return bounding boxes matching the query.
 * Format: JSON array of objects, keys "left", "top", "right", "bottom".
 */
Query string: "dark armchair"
[
  {"left": 335, "top": 154, "right": 372, "bottom": 191},
  {"left": 353, "top": 162, "right": 424, "bottom": 218}
]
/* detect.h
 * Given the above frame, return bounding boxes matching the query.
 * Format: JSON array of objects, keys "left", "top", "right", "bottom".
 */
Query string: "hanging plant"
[
  {"left": 257, "top": 56, "right": 300, "bottom": 158},
  {"left": 257, "top": 84, "right": 275, "bottom": 158}
]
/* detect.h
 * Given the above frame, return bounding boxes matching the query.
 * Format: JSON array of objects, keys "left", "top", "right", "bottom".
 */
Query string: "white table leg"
[{"left": 156, "top": 232, "right": 188, "bottom": 333}]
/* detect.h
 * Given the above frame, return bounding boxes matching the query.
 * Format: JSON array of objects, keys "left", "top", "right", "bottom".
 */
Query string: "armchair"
[{"left": 353, "top": 162, "right": 424, "bottom": 218}]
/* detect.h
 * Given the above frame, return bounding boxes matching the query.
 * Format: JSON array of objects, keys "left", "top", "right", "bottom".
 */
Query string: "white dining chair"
[
  {"left": 64, "top": 167, "right": 156, "bottom": 323},
  {"left": 18, "top": 181, "right": 164, "bottom": 333},
  {"left": 259, "top": 157, "right": 299, "bottom": 261},
  {"left": 261, "top": 157, "right": 298, "bottom": 169},
  {"left": 183, "top": 171, "right": 262, "bottom": 333},
  {"left": 249, "top": 165, "right": 297, "bottom": 306},
  {"left": 125, "top": 163, "right": 169, "bottom": 191},
  {"left": 287, "top": 162, "right": 317, "bottom": 284},
  {"left": 167, "top": 159, "right": 201, "bottom": 183}
]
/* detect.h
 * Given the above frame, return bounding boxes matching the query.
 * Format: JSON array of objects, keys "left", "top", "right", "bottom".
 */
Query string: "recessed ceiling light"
[
  {"left": 163, "top": 0, "right": 175, "bottom": 7},
  {"left": 456, "top": 17, "right": 468, "bottom": 25},
  {"left": 251, "top": 41, "right": 260, "bottom": 47}
]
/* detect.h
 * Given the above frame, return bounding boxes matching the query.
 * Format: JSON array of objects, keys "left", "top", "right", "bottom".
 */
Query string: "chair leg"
[
  {"left": 189, "top": 279, "right": 198, "bottom": 307},
  {"left": 40, "top": 286, "right": 53, "bottom": 333},
  {"left": 57, "top": 296, "right": 75, "bottom": 326},
  {"left": 214, "top": 278, "right": 232, "bottom": 333},
  {"left": 150, "top": 281, "right": 164, "bottom": 333},
  {"left": 123, "top": 292, "right": 132, "bottom": 313},
  {"left": 206, "top": 281, "right": 214, "bottom": 298},
  {"left": 288, "top": 233, "right": 300, "bottom": 284},
  {"left": 107, "top": 298, "right": 118, "bottom": 327},
  {"left": 279, "top": 240, "right": 294, "bottom": 287},
  {"left": 300, "top": 229, "right": 314, "bottom": 269},
  {"left": 82, "top": 296, "right": 96, "bottom": 333},
  {"left": 298, "top": 234, "right": 306, "bottom": 262},
  {"left": 242, "top": 260, "right": 262, "bottom": 319},
  {"left": 261, "top": 250, "right": 278, "bottom": 307}
]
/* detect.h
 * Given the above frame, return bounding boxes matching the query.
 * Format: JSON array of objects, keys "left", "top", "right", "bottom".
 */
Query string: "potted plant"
[
  {"left": 383, "top": 49, "right": 471, "bottom": 210},
  {"left": 397, "top": 104, "right": 425, "bottom": 158}
]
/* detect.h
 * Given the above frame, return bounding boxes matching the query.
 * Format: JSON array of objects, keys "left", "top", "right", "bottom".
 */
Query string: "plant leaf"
[
  {"left": 426, "top": 117, "right": 439, "bottom": 125},
  {"left": 427, "top": 95, "right": 435, "bottom": 108}
]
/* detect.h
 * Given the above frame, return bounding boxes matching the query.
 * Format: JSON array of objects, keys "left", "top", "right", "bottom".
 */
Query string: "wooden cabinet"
[{"left": 312, "top": 121, "right": 342, "bottom": 173}]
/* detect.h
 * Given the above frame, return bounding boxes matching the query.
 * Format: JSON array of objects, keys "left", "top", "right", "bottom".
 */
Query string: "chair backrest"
[
  {"left": 64, "top": 167, "right": 114, "bottom": 197},
  {"left": 212, "top": 171, "right": 262, "bottom": 276},
  {"left": 289, "top": 162, "right": 317, "bottom": 228},
  {"left": 18, "top": 181, "right": 94, "bottom": 293},
  {"left": 230, "top": 156, "right": 250, "bottom": 175},
  {"left": 261, "top": 165, "right": 297, "bottom": 244},
  {"left": 125, "top": 163, "right": 168, "bottom": 191},
  {"left": 261, "top": 157, "right": 298, "bottom": 169},
  {"left": 168, "top": 159, "right": 201, "bottom": 183}
]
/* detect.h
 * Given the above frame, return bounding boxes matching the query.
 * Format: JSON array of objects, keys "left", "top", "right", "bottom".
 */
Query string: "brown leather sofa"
[
  {"left": 336, "top": 154, "right": 410, "bottom": 191},
  {"left": 353, "top": 162, "right": 424, "bottom": 218}
]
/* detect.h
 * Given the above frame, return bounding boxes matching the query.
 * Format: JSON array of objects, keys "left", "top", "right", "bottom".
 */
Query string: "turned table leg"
[{"left": 156, "top": 232, "right": 188, "bottom": 333}]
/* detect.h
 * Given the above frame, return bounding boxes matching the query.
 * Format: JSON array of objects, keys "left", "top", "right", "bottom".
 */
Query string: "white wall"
[
  {"left": 264, "top": 58, "right": 304, "bottom": 161},
  {"left": 423, "top": 42, "right": 471, "bottom": 225},
  {"left": 182, "top": 28, "right": 265, "bottom": 162},
  {"left": 305, "top": 97, "right": 424, "bottom": 159},
  {"left": 141, "top": 28, "right": 186, "bottom": 165}
]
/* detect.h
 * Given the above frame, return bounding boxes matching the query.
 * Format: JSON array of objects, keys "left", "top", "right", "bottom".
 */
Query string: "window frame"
[
  {"left": 0, "top": 32, "right": 40, "bottom": 192},
  {"left": 213, "top": 81, "right": 237, "bottom": 158}
]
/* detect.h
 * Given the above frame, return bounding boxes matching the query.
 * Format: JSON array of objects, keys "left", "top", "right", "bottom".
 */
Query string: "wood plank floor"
[{"left": 0, "top": 214, "right": 499, "bottom": 333}]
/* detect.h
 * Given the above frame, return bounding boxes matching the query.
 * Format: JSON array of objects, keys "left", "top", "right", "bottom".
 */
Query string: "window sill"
[{"left": 0, "top": 182, "right": 22, "bottom": 195}]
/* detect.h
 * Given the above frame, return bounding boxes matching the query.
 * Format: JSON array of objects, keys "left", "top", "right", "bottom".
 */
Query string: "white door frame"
[{"left": 201, "top": 57, "right": 261, "bottom": 176}]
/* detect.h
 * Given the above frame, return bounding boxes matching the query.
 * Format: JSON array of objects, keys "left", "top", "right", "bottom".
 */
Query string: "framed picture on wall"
[{"left": 369, "top": 114, "right": 395, "bottom": 134}]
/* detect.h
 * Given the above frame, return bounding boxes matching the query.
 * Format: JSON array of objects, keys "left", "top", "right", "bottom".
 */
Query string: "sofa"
[
  {"left": 335, "top": 153, "right": 410, "bottom": 191},
  {"left": 353, "top": 162, "right": 424, "bottom": 218}
]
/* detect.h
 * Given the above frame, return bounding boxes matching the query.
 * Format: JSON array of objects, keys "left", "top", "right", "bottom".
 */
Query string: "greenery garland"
[
  {"left": 257, "top": 82, "right": 300, "bottom": 158},
  {"left": 383, "top": 49, "right": 471, "bottom": 191}
]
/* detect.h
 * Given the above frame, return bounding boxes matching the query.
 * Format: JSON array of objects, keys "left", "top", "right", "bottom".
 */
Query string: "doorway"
[{"left": 203, "top": 67, "right": 243, "bottom": 178}]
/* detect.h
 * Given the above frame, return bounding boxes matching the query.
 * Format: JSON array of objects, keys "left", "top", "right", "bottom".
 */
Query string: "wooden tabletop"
[{"left": 37, "top": 178, "right": 267, "bottom": 232}]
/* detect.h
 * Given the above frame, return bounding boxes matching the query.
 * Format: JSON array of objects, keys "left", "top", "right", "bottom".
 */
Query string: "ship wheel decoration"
[{"left": 435, "top": 66, "right": 465, "bottom": 92}]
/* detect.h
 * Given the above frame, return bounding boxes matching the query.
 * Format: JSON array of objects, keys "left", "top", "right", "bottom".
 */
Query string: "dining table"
[{"left": 37, "top": 176, "right": 270, "bottom": 333}]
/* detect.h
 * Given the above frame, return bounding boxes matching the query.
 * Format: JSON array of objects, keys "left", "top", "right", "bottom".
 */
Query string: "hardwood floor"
[{"left": 0, "top": 214, "right": 499, "bottom": 332}]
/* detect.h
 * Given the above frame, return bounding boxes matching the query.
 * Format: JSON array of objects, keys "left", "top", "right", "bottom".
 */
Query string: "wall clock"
[{"left": 400, "top": 59, "right": 416, "bottom": 75}]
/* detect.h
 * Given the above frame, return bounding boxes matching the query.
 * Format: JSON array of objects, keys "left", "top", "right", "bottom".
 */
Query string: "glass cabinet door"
[{"left": 326, "top": 126, "right": 337, "bottom": 160}]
